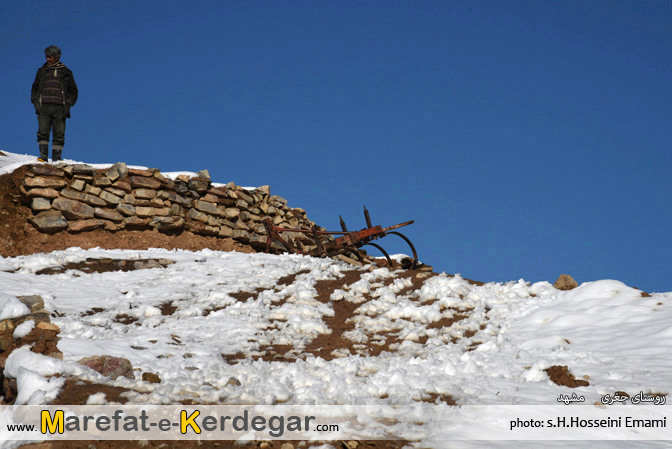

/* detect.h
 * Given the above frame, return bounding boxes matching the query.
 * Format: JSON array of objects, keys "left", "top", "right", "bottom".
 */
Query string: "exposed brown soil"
[
  {"left": 36, "top": 258, "right": 175, "bottom": 275},
  {"left": 544, "top": 365, "right": 590, "bottom": 388}
]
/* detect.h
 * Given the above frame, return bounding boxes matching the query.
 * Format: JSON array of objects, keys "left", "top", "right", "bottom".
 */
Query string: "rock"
[
  {"left": 249, "top": 233, "right": 267, "bottom": 249},
  {"left": 31, "top": 165, "right": 66, "bottom": 177},
  {"left": 17, "top": 295, "right": 44, "bottom": 313},
  {"left": 31, "top": 197, "right": 51, "bottom": 212},
  {"left": 94, "top": 208, "right": 124, "bottom": 222},
  {"left": 222, "top": 207, "right": 240, "bottom": 219},
  {"left": 554, "top": 274, "right": 578, "bottom": 291},
  {"left": 36, "top": 322, "right": 60, "bottom": 332},
  {"left": 53, "top": 197, "right": 95, "bottom": 220},
  {"left": 142, "top": 372, "right": 161, "bottom": 384},
  {"left": 122, "top": 194, "right": 137, "bottom": 205},
  {"left": 232, "top": 229, "right": 250, "bottom": 242},
  {"left": 149, "top": 216, "right": 184, "bottom": 232},
  {"left": 128, "top": 168, "right": 154, "bottom": 177},
  {"left": 68, "top": 219, "right": 105, "bottom": 233},
  {"left": 280, "top": 444, "right": 294, "bottom": 449},
  {"left": 79, "top": 356, "right": 135, "bottom": 380},
  {"left": 104, "top": 187, "right": 127, "bottom": 197},
  {"left": 187, "top": 208, "right": 209, "bottom": 223},
  {"left": 193, "top": 200, "right": 219, "bottom": 215},
  {"left": 112, "top": 180, "right": 132, "bottom": 193},
  {"left": 61, "top": 188, "right": 107, "bottom": 207},
  {"left": 70, "top": 179, "right": 86, "bottom": 191},
  {"left": 123, "top": 216, "right": 147, "bottom": 228},
  {"left": 98, "top": 190, "right": 122, "bottom": 205},
  {"left": 134, "top": 188, "right": 157, "bottom": 199},
  {"left": 195, "top": 169, "right": 210, "bottom": 180},
  {"left": 188, "top": 177, "right": 210, "bottom": 193},
  {"left": 116, "top": 203, "right": 136, "bottom": 217},
  {"left": 24, "top": 187, "right": 60, "bottom": 200},
  {"left": 29, "top": 210, "right": 68, "bottom": 233},
  {"left": 23, "top": 176, "right": 67, "bottom": 189},
  {"left": 83, "top": 184, "right": 102, "bottom": 196},
  {"left": 256, "top": 185, "right": 270, "bottom": 196},
  {"left": 136, "top": 207, "right": 171, "bottom": 218},
  {"left": 129, "top": 176, "right": 161, "bottom": 190},
  {"left": 270, "top": 195, "right": 288, "bottom": 206},
  {"left": 106, "top": 162, "right": 128, "bottom": 181},
  {"left": 225, "top": 377, "right": 241, "bottom": 387},
  {"left": 157, "top": 190, "right": 190, "bottom": 206},
  {"left": 344, "top": 441, "right": 359, "bottom": 449},
  {"left": 93, "top": 174, "right": 112, "bottom": 187},
  {"left": 136, "top": 198, "right": 165, "bottom": 208},
  {"left": 72, "top": 164, "right": 96, "bottom": 176},
  {"left": 218, "top": 226, "right": 233, "bottom": 238}
]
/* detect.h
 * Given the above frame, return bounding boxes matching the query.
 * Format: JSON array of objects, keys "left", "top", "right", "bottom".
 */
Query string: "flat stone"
[
  {"left": 29, "top": 210, "right": 68, "bottom": 233},
  {"left": 135, "top": 198, "right": 165, "bottom": 207},
  {"left": 61, "top": 188, "right": 107, "bottom": 207},
  {"left": 78, "top": 355, "right": 135, "bottom": 380},
  {"left": 149, "top": 216, "right": 184, "bottom": 231},
  {"left": 249, "top": 233, "right": 267, "bottom": 249},
  {"left": 157, "top": 190, "right": 190, "bottom": 205},
  {"left": 123, "top": 216, "right": 147, "bottom": 227},
  {"left": 235, "top": 199, "right": 249, "bottom": 209},
  {"left": 237, "top": 191, "right": 254, "bottom": 204},
  {"left": 221, "top": 207, "right": 240, "bottom": 218},
  {"left": 36, "top": 322, "right": 60, "bottom": 332},
  {"left": 122, "top": 194, "right": 137, "bottom": 205},
  {"left": 218, "top": 226, "right": 233, "bottom": 238},
  {"left": 201, "top": 193, "right": 219, "bottom": 203},
  {"left": 24, "top": 187, "right": 60, "bottom": 199},
  {"left": 256, "top": 185, "right": 270, "bottom": 196},
  {"left": 94, "top": 208, "right": 124, "bottom": 222},
  {"left": 68, "top": 219, "right": 105, "bottom": 232},
  {"left": 104, "top": 187, "right": 127, "bottom": 197},
  {"left": 93, "top": 175, "right": 112, "bottom": 187},
  {"left": 112, "top": 180, "right": 132, "bottom": 193},
  {"left": 193, "top": 200, "right": 219, "bottom": 215},
  {"left": 116, "top": 203, "right": 136, "bottom": 216},
  {"left": 70, "top": 179, "right": 86, "bottom": 191},
  {"left": 176, "top": 174, "right": 191, "bottom": 182},
  {"left": 232, "top": 229, "right": 250, "bottom": 242},
  {"left": 135, "top": 207, "right": 171, "bottom": 218},
  {"left": 53, "top": 197, "right": 95, "bottom": 220},
  {"left": 72, "top": 164, "right": 96, "bottom": 175},
  {"left": 129, "top": 175, "right": 161, "bottom": 189},
  {"left": 31, "top": 165, "right": 66, "bottom": 177},
  {"left": 23, "top": 176, "right": 67, "bottom": 189},
  {"left": 98, "top": 190, "right": 122, "bottom": 205},
  {"left": 31, "top": 197, "right": 51, "bottom": 212},
  {"left": 188, "top": 177, "right": 210, "bottom": 193},
  {"left": 128, "top": 168, "right": 154, "bottom": 177},
  {"left": 134, "top": 188, "right": 157, "bottom": 199},
  {"left": 84, "top": 184, "right": 102, "bottom": 196},
  {"left": 187, "top": 208, "right": 209, "bottom": 223}
]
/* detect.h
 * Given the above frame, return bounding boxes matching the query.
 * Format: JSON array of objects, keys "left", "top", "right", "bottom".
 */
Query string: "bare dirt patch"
[
  {"left": 545, "top": 365, "right": 590, "bottom": 388},
  {"left": 36, "top": 258, "right": 175, "bottom": 275}
]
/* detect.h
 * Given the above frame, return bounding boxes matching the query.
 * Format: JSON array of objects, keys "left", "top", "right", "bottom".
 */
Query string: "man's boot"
[
  {"left": 52, "top": 147, "right": 63, "bottom": 162},
  {"left": 38, "top": 144, "right": 48, "bottom": 162}
]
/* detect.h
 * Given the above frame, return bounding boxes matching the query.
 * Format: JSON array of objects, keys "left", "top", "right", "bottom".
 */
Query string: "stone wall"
[{"left": 20, "top": 162, "right": 326, "bottom": 252}]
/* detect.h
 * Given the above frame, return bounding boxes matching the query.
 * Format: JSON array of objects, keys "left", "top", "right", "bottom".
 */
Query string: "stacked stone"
[{"left": 21, "top": 162, "right": 327, "bottom": 251}]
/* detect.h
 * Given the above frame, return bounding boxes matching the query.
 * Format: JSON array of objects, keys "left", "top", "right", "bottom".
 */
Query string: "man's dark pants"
[{"left": 36, "top": 103, "right": 66, "bottom": 152}]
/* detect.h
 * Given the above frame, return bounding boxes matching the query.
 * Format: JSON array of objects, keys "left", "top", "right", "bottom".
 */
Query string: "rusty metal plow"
[{"left": 263, "top": 206, "right": 419, "bottom": 269}]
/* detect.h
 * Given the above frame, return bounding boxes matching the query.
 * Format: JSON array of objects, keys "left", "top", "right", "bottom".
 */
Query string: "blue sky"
[{"left": 2, "top": 0, "right": 671, "bottom": 292}]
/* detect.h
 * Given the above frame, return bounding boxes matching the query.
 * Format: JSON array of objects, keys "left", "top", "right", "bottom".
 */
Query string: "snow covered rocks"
[{"left": 17, "top": 161, "right": 326, "bottom": 251}]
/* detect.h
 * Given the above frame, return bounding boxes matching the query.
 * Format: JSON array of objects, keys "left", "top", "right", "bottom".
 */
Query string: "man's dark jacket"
[{"left": 31, "top": 63, "right": 78, "bottom": 118}]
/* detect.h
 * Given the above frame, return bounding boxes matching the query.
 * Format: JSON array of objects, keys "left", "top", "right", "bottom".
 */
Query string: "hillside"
[{"left": 1, "top": 152, "right": 671, "bottom": 449}]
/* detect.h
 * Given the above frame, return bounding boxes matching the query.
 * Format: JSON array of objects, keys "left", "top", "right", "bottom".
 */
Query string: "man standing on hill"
[{"left": 31, "top": 45, "right": 78, "bottom": 162}]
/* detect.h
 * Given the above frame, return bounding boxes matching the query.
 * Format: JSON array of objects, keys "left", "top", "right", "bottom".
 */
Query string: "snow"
[{"left": 1, "top": 150, "right": 671, "bottom": 447}]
